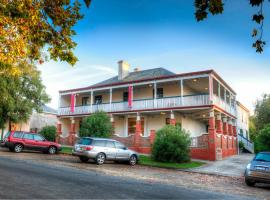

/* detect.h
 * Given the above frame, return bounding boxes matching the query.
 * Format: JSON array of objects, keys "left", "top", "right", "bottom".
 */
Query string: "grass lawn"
[
  {"left": 60, "top": 146, "right": 73, "bottom": 154},
  {"left": 139, "top": 155, "right": 205, "bottom": 169}
]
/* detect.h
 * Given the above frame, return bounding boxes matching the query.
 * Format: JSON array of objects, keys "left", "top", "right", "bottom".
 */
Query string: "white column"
[
  {"left": 209, "top": 75, "right": 213, "bottom": 103},
  {"left": 218, "top": 82, "right": 221, "bottom": 98},
  {"left": 90, "top": 90, "right": 93, "bottom": 113},
  {"left": 58, "top": 94, "right": 61, "bottom": 115},
  {"left": 109, "top": 88, "right": 112, "bottom": 111},
  {"left": 154, "top": 81, "right": 157, "bottom": 108},
  {"left": 180, "top": 79, "right": 183, "bottom": 105},
  {"left": 224, "top": 89, "right": 227, "bottom": 104},
  {"left": 170, "top": 110, "right": 175, "bottom": 119},
  {"left": 136, "top": 112, "right": 141, "bottom": 121}
]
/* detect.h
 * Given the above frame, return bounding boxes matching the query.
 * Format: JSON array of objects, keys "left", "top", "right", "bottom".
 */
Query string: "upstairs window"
[
  {"left": 153, "top": 88, "right": 164, "bottom": 98},
  {"left": 82, "top": 97, "right": 89, "bottom": 106},
  {"left": 123, "top": 92, "right": 128, "bottom": 102},
  {"left": 94, "top": 95, "right": 102, "bottom": 104}
]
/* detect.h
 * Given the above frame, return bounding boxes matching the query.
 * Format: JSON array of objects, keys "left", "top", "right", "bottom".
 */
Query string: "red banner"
[
  {"left": 128, "top": 85, "right": 133, "bottom": 108},
  {"left": 70, "top": 94, "right": 75, "bottom": 113}
]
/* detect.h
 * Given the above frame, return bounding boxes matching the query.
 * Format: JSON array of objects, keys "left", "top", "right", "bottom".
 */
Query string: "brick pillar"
[
  {"left": 170, "top": 111, "right": 176, "bottom": 126},
  {"left": 134, "top": 114, "right": 141, "bottom": 147},
  {"left": 208, "top": 111, "right": 216, "bottom": 161},
  {"left": 216, "top": 114, "right": 223, "bottom": 134},
  {"left": 233, "top": 125, "right": 237, "bottom": 137},
  {"left": 222, "top": 117, "right": 228, "bottom": 135},
  {"left": 150, "top": 130, "right": 156, "bottom": 144},
  {"left": 68, "top": 118, "right": 76, "bottom": 146},
  {"left": 56, "top": 121, "right": 62, "bottom": 143},
  {"left": 228, "top": 122, "right": 232, "bottom": 136}
]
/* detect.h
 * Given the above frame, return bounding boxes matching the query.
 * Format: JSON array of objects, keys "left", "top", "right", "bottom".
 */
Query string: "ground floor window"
[{"left": 128, "top": 117, "right": 144, "bottom": 135}]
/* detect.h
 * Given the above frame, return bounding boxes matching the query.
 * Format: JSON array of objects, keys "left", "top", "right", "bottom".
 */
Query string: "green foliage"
[
  {"left": 254, "top": 94, "right": 270, "bottom": 131},
  {"left": 194, "top": 0, "right": 266, "bottom": 53},
  {"left": 152, "top": 125, "right": 191, "bottom": 163},
  {"left": 239, "top": 141, "right": 245, "bottom": 150},
  {"left": 79, "top": 111, "right": 112, "bottom": 138},
  {"left": 0, "top": 64, "right": 49, "bottom": 130},
  {"left": 39, "top": 126, "right": 57, "bottom": 142},
  {"left": 249, "top": 116, "right": 258, "bottom": 142},
  {"left": 254, "top": 124, "right": 270, "bottom": 153}
]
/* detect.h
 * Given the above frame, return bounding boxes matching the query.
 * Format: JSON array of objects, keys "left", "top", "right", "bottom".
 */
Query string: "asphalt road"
[{"left": 0, "top": 156, "right": 253, "bottom": 199}]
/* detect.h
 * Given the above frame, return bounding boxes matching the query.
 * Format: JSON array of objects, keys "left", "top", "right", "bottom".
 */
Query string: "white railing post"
[
  {"left": 90, "top": 89, "right": 93, "bottom": 113},
  {"left": 180, "top": 79, "right": 183, "bottom": 105},
  {"left": 154, "top": 81, "right": 157, "bottom": 108},
  {"left": 109, "top": 88, "right": 112, "bottom": 112}
]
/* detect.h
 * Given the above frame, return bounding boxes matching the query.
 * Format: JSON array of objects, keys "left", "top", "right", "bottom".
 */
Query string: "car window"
[
  {"left": 33, "top": 134, "right": 45, "bottom": 141},
  {"left": 78, "top": 138, "right": 93, "bottom": 145},
  {"left": 106, "top": 141, "right": 115, "bottom": 148},
  {"left": 4, "top": 131, "right": 11, "bottom": 139},
  {"left": 13, "top": 132, "right": 24, "bottom": 138},
  {"left": 23, "top": 133, "right": 34, "bottom": 140},
  {"left": 255, "top": 153, "right": 270, "bottom": 162},
  {"left": 114, "top": 142, "right": 126, "bottom": 149},
  {"left": 92, "top": 140, "right": 106, "bottom": 147}
]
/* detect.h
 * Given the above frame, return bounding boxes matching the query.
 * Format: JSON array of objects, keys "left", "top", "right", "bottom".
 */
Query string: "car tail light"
[{"left": 84, "top": 146, "right": 93, "bottom": 151}]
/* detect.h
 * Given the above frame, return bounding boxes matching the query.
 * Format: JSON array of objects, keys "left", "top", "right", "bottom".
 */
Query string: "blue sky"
[{"left": 38, "top": 0, "right": 270, "bottom": 112}]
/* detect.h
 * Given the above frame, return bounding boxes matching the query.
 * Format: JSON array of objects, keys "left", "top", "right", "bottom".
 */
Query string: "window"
[
  {"left": 165, "top": 118, "right": 170, "bottom": 125},
  {"left": 92, "top": 140, "right": 106, "bottom": 147},
  {"left": 13, "top": 132, "right": 24, "bottom": 138},
  {"left": 23, "top": 133, "right": 34, "bottom": 140},
  {"left": 82, "top": 97, "right": 89, "bottom": 106},
  {"left": 114, "top": 142, "right": 126, "bottom": 149},
  {"left": 106, "top": 141, "right": 115, "bottom": 148},
  {"left": 123, "top": 92, "right": 128, "bottom": 102},
  {"left": 34, "top": 134, "right": 45, "bottom": 141},
  {"left": 94, "top": 95, "right": 102, "bottom": 104},
  {"left": 153, "top": 88, "right": 163, "bottom": 98},
  {"left": 78, "top": 138, "right": 93, "bottom": 145}
]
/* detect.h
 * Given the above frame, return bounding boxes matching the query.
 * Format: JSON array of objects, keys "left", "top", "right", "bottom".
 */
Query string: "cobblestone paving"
[{"left": 0, "top": 149, "right": 269, "bottom": 200}]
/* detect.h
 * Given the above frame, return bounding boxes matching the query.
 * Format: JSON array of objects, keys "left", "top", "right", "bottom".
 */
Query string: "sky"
[{"left": 38, "top": 0, "right": 270, "bottom": 113}]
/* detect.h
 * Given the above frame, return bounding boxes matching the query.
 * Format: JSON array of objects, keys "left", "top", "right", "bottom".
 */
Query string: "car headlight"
[{"left": 246, "top": 163, "right": 251, "bottom": 170}]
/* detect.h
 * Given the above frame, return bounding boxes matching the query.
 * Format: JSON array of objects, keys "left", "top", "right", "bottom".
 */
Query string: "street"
[{"left": 0, "top": 155, "right": 253, "bottom": 199}]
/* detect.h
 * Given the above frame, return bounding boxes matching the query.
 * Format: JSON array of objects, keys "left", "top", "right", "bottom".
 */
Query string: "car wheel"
[
  {"left": 96, "top": 153, "right": 106, "bottom": 165},
  {"left": 245, "top": 178, "right": 255, "bottom": 186},
  {"left": 79, "top": 156, "right": 89, "bottom": 163},
  {"left": 48, "top": 146, "right": 57, "bottom": 154},
  {"left": 129, "top": 155, "right": 137, "bottom": 166},
  {"left": 14, "top": 144, "right": 23, "bottom": 153}
]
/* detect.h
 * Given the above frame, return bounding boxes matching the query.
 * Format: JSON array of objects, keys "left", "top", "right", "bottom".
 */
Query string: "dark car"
[
  {"left": 244, "top": 152, "right": 270, "bottom": 186},
  {"left": 3, "top": 131, "right": 62, "bottom": 154}
]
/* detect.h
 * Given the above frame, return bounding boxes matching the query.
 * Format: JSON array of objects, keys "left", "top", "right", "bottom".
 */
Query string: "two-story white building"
[{"left": 57, "top": 60, "right": 240, "bottom": 161}]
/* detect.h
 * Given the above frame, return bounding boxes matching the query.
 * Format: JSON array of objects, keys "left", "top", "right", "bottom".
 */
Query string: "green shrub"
[
  {"left": 254, "top": 124, "right": 270, "bottom": 153},
  {"left": 239, "top": 141, "right": 245, "bottom": 150},
  {"left": 152, "top": 125, "right": 191, "bottom": 163},
  {"left": 79, "top": 111, "right": 112, "bottom": 138},
  {"left": 39, "top": 126, "right": 56, "bottom": 142}
]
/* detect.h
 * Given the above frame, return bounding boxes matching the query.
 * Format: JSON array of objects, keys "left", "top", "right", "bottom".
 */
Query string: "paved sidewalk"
[{"left": 190, "top": 153, "right": 254, "bottom": 177}]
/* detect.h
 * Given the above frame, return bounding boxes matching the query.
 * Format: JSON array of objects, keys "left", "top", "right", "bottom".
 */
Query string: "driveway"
[{"left": 190, "top": 153, "right": 254, "bottom": 177}]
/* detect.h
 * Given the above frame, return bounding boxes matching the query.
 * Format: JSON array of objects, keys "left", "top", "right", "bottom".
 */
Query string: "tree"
[
  {"left": 152, "top": 125, "right": 191, "bottom": 163},
  {"left": 254, "top": 124, "right": 270, "bottom": 153},
  {"left": 79, "top": 111, "right": 112, "bottom": 138},
  {"left": 0, "top": 64, "right": 50, "bottom": 138},
  {"left": 0, "top": 0, "right": 92, "bottom": 75},
  {"left": 249, "top": 116, "right": 258, "bottom": 142},
  {"left": 195, "top": 0, "right": 267, "bottom": 53},
  {"left": 39, "top": 125, "right": 57, "bottom": 142},
  {"left": 253, "top": 94, "right": 270, "bottom": 131}
]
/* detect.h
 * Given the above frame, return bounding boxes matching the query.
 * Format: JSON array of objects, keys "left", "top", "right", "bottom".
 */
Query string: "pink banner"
[
  {"left": 70, "top": 94, "right": 75, "bottom": 113},
  {"left": 128, "top": 86, "right": 133, "bottom": 108}
]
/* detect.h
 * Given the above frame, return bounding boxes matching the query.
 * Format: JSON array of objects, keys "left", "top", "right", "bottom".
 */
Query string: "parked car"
[
  {"left": 3, "top": 131, "right": 62, "bottom": 154},
  {"left": 72, "top": 137, "right": 139, "bottom": 165},
  {"left": 244, "top": 152, "right": 270, "bottom": 186}
]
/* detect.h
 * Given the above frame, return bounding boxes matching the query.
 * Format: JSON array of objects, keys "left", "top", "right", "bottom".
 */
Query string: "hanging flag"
[
  {"left": 70, "top": 94, "right": 76, "bottom": 113},
  {"left": 128, "top": 85, "right": 133, "bottom": 108}
]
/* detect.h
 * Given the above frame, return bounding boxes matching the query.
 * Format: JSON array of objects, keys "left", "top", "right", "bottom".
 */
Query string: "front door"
[
  {"left": 104, "top": 140, "right": 117, "bottom": 160},
  {"left": 128, "top": 117, "right": 144, "bottom": 135}
]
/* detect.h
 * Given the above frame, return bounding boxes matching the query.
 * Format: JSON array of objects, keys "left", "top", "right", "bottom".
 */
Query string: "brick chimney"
[{"left": 118, "top": 60, "right": 130, "bottom": 80}]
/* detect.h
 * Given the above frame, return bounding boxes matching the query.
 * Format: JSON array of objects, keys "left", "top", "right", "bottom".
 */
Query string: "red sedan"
[{"left": 3, "top": 131, "right": 62, "bottom": 154}]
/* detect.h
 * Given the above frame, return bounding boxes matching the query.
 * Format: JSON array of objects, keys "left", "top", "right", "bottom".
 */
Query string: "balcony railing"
[
  {"left": 212, "top": 95, "right": 236, "bottom": 116},
  {"left": 58, "top": 94, "right": 210, "bottom": 116}
]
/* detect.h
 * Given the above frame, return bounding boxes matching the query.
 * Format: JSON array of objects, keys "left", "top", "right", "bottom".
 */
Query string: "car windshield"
[
  {"left": 254, "top": 153, "right": 270, "bottom": 162},
  {"left": 78, "top": 138, "right": 93, "bottom": 145}
]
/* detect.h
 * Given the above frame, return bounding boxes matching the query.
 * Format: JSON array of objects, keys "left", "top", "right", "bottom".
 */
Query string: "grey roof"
[
  {"left": 93, "top": 67, "right": 175, "bottom": 87},
  {"left": 42, "top": 105, "right": 57, "bottom": 114}
]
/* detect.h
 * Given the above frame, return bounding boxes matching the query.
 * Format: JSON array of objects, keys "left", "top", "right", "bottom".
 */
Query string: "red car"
[{"left": 3, "top": 131, "right": 61, "bottom": 154}]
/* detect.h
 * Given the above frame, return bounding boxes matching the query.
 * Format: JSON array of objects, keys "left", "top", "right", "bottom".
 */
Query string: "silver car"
[{"left": 72, "top": 137, "right": 139, "bottom": 165}]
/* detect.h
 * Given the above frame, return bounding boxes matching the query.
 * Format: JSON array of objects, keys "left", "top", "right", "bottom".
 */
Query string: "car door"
[
  {"left": 115, "top": 141, "right": 130, "bottom": 160},
  {"left": 104, "top": 141, "right": 117, "bottom": 160},
  {"left": 33, "top": 134, "right": 48, "bottom": 151},
  {"left": 22, "top": 133, "right": 35, "bottom": 150}
]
